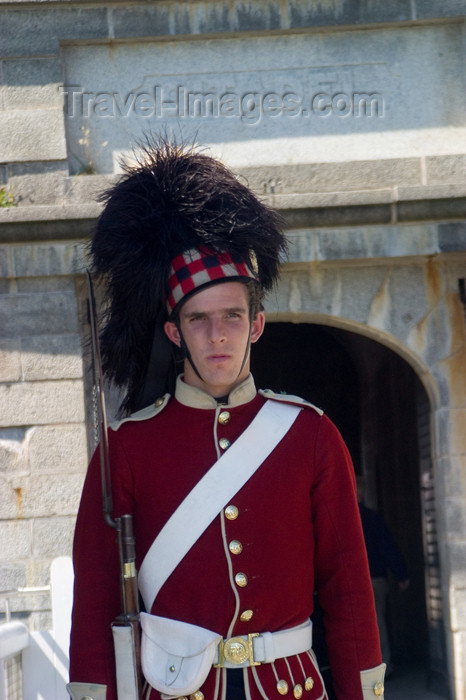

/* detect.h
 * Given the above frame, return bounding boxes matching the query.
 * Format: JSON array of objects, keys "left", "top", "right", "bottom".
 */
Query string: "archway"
[{"left": 251, "top": 322, "right": 449, "bottom": 696}]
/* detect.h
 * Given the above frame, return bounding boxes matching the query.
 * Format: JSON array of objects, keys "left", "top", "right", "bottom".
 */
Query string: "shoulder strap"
[{"left": 138, "top": 400, "right": 301, "bottom": 612}]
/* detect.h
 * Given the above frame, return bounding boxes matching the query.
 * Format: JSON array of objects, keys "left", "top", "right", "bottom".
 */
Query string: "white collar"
[{"left": 174, "top": 374, "right": 257, "bottom": 409}]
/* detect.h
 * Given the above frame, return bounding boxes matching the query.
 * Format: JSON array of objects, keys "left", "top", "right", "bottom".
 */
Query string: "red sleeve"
[
  {"left": 312, "top": 415, "right": 382, "bottom": 699},
  {"left": 69, "top": 434, "right": 134, "bottom": 700}
]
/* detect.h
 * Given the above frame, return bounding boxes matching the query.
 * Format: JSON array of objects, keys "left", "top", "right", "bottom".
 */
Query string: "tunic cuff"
[
  {"left": 66, "top": 682, "right": 107, "bottom": 700},
  {"left": 360, "top": 663, "right": 386, "bottom": 699}
]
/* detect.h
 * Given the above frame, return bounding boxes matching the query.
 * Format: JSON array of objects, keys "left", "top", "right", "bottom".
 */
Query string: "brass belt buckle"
[{"left": 214, "top": 633, "right": 261, "bottom": 667}]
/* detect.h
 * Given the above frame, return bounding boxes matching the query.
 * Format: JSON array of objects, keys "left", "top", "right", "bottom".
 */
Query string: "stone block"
[
  {"left": 12, "top": 243, "right": 85, "bottom": 278},
  {"left": 0, "top": 563, "right": 27, "bottom": 593},
  {"left": 450, "top": 409, "right": 466, "bottom": 456},
  {"left": 112, "top": 4, "right": 171, "bottom": 38},
  {"left": 0, "top": 7, "right": 108, "bottom": 57},
  {"left": 0, "top": 473, "right": 24, "bottom": 519},
  {"left": 32, "top": 516, "right": 76, "bottom": 558},
  {"left": 425, "top": 155, "right": 466, "bottom": 186},
  {"left": 64, "top": 174, "right": 113, "bottom": 204},
  {"left": 415, "top": 0, "right": 466, "bottom": 19},
  {"left": 233, "top": 2, "right": 282, "bottom": 32},
  {"left": 0, "top": 520, "right": 30, "bottom": 561},
  {"left": 21, "top": 473, "right": 85, "bottom": 518},
  {"left": 8, "top": 161, "right": 68, "bottom": 207},
  {"left": 241, "top": 159, "right": 421, "bottom": 194},
  {"left": 339, "top": 266, "right": 393, "bottom": 325},
  {"left": 27, "top": 424, "right": 88, "bottom": 474},
  {"left": 437, "top": 223, "right": 466, "bottom": 252},
  {"left": 0, "top": 428, "right": 25, "bottom": 473},
  {"left": 0, "top": 291, "right": 78, "bottom": 338},
  {"left": 450, "top": 585, "right": 466, "bottom": 632},
  {"left": 0, "top": 338, "right": 22, "bottom": 381},
  {"left": 0, "top": 380, "right": 85, "bottom": 426},
  {"left": 0, "top": 246, "right": 10, "bottom": 278},
  {"left": 16, "top": 276, "right": 77, "bottom": 294},
  {"left": 1, "top": 58, "right": 63, "bottom": 110},
  {"left": 434, "top": 407, "right": 466, "bottom": 458},
  {"left": 61, "top": 24, "right": 465, "bottom": 174},
  {"left": 445, "top": 498, "right": 466, "bottom": 541},
  {"left": 0, "top": 109, "right": 66, "bottom": 164},
  {"left": 288, "top": 0, "right": 412, "bottom": 28},
  {"left": 21, "top": 334, "right": 83, "bottom": 381},
  {"left": 387, "top": 264, "right": 430, "bottom": 340}
]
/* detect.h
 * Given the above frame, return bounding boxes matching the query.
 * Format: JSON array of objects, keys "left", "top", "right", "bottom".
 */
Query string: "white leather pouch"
[{"left": 140, "top": 613, "right": 222, "bottom": 696}]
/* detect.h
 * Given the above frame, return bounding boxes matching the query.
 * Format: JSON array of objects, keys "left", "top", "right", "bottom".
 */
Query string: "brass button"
[
  {"left": 240, "top": 609, "right": 253, "bottom": 622},
  {"left": 304, "top": 677, "right": 314, "bottom": 691},
  {"left": 276, "top": 680, "right": 289, "bottom": 695},
  {"left": 225, "top": 505, "right": 239, "bottom": 520},
  {"left": 235, "top": 572, "right": 248, "bottom": 587},
  {"left": 155, "top": 397, "right": 164, "bottom": 407},
  {"left": 373, "top": 681, "right": 384, "bottom": 697},
  {"left": 218, "top": 410, "right": 230, "bottom": 425},
  {"left": 229, "top": 540, "right": 243, "bottom": 555},
  {"left": 219, "top": 437, "right": 230, "bottom": 450},
  {"left": 190, "top": 693, "right": 204, "bottom": 700},
  {"left": 293, "top": 685, "right": 303, "bottom": 699}
]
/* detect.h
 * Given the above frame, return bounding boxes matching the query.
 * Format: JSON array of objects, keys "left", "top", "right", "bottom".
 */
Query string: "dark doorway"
[{"left": 251, "top": 322, "right": 449, "bottom": 697}]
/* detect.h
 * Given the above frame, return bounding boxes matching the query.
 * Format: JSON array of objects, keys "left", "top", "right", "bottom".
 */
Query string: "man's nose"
[{"left": 208, "top": 318, "right": 226, "bottom": 342}]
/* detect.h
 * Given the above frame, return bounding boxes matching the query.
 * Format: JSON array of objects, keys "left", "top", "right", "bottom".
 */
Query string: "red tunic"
[{"left": 69, "top": 376, "right": 381, "bottom": 700}]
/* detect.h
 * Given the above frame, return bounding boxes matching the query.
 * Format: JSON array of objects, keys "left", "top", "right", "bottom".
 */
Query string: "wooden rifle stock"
[{"left": 86, "top": 271, "right": 143, "bottom": 699}]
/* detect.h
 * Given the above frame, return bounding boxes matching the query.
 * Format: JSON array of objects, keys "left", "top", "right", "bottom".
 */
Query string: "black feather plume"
[{"left": 89, "top": 136, "right": 287, "bottom": 413}]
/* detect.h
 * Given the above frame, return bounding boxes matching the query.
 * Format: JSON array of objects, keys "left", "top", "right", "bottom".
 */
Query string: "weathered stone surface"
[
  {"left": 112, "top": 4, "right": 171, "bottom": 38},
  {"left": 437, "top": 223, "right": 466, "bottom": 252},
  {"left": 0, "top": 338, "right": 22, "bottom": 381},
  {"left": 16, "top": 276, "right": 78, "bottom": 294},
  {"left": 1, "top": 58, "right": 63, "bottom": 110},
  {"left": 61, "top": 24, "right": 465, "bottom": 174},
  {"left": 0, "top": 291, "right": 78, "bottom": 337},
  {"left": 32, "top": 517, "right": 76, "bottom": 558},
  {"left": 12, "top": 242, "right": 85, "bottom": 278},
  {"left": 27, "top": 424, "right": 88, "bottom": 473},
  {"left": 0, "top": 7, "right": 108, "bottom": 57},
  {"left": 0, "top": 474, "right": 24, "bottom": 519},
  {"left": 8, "top": 161, "right": 69, "bottom": 207},
  {"left": 415, "top": 0, "right": 466, "bottom": 19},
  {"left": 286, "top": 225, "right": 441, "bottom": 263},
  {"left": 0, "top": 563, "right": 27, "bottom": 593},
  {"left": 0, "top": 429, "right": 24, "bottom": 473},
  {"left": 288, "top": 0, "right": 412, "bottom": 27},
  {"left": 0, "top": 520, "right": 30, "bottom": 561},
  {"left": 0, "top": 380, "right": 85, "bottom": 426},
  {"left": 444, "top": 498, "right": 466, "bottom": 541},
  {"left": 22, "top": 473, "right": 84, "bottom": 518},
  {"left": 0, "top": 109, "right": 66, "bottom": 163},
  {"left": 21, "top": 334, "right": 83, "bottom": 381},
  {"left": 425, "top": 155, "right": 466, "bottom": 186}
]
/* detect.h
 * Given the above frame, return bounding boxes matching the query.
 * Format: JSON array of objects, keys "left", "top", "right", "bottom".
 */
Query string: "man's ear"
[
  {"left": 250, "top": 312, "right": 265, "bottom": 344},
  {"left": 164, "top": 320, "right": 181, "bottom": 347}
]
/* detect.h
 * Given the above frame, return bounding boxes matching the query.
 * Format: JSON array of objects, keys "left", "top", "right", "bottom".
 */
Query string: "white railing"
[
  {"left": 0, "top": 620, "right": 29, "bottom": 700},
  {"left": 0, "top": 557, "right": 73, "bottom": 700}
]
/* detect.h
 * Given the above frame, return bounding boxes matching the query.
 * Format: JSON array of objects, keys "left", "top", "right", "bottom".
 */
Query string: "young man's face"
[{"left": 164, "top": 281, "right": 265, "bottom": 398}]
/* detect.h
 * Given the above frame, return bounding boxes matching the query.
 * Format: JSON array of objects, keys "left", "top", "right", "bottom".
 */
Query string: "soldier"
[{"left": 67, "top": 139, "right": 386, "bottom": 700}]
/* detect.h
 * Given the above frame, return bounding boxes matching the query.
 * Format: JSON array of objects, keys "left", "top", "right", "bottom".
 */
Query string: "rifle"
[{"left": 86, "top": 270, "right": 143, "bottom": 700}]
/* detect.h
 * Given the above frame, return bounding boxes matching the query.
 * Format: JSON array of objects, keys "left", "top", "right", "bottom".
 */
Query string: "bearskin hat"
[{"left": 89, "top": 136, "right": 287, "bottom": 414}]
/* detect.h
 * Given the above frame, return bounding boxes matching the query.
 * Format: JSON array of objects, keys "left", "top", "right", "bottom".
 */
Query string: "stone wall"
[
  {"left": 1, "top": 0, "right": 466, "bottom": 696},
  {"left": 0, "top": 241, "right": 87, "bottom": 629}
]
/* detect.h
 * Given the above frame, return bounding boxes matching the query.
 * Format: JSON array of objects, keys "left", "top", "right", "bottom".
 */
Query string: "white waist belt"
[{"left": 214, "top": 620, "right": 312, "bottom": 669}]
